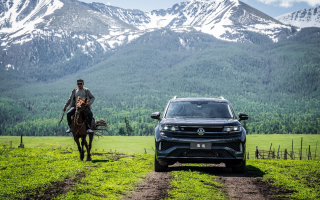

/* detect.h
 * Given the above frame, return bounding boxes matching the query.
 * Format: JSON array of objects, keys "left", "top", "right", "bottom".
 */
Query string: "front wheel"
[
  {"left": 154, "top": 155, "right": 168, "bottom": 172},
  {"left": 232, "top": 159, "right": 246, "bottom": 173}
]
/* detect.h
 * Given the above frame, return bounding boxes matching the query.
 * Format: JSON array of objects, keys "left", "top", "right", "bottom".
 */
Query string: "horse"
[{"left": 72, "top": 97, "right": 109, "bottom": 161}]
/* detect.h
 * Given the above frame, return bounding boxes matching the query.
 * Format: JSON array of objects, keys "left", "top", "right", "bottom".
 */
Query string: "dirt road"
[{"left": 127, "top": 163, "right": 288, "bottom": 200}]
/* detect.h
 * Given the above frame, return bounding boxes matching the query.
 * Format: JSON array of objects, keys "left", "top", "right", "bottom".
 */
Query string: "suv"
[{"left": 151, "top": 97, "right": 248, "bottom": 172}]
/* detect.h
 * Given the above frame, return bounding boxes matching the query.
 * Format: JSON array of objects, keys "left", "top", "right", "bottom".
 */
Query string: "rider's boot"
[
  {"left": 86, "top": 123, "right": 94, "bottom": 133},
  {"left": 66, "top": 126, "right": 72, "bottom": 133},
  {"left": 86, "top": 129, "right": 94, "bottom": 133}
]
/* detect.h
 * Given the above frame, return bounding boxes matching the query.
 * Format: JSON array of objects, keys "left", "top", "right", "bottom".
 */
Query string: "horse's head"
[{"left": 76, "top": 97, "right": 89, "bottom": 112}]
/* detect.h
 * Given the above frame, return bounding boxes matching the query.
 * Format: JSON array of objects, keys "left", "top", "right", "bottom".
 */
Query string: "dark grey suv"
[{"left": 151, "top": 97, "right": 248, "bottom": 172}]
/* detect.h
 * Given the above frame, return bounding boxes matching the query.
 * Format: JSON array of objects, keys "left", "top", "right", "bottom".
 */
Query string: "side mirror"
[
  {"left": 151, "top": 112, "right": 161, "bottom": 120},
  {"left": 238, "top": 113, "right": 249, "bottom": 121}
]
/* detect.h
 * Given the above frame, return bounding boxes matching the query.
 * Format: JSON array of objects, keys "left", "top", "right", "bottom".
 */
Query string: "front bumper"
[{"left": 155, "top": 133, "right": 246, "bottom": 165}]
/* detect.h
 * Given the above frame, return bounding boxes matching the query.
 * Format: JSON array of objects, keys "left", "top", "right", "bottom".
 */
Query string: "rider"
[{"left": 63, "top": 79, "right": 95, "bottom": 133}]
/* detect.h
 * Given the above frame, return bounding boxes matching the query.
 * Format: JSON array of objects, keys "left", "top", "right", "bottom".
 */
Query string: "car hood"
[{"left": 160, "top": 118, "right": 241, "bottom": 126}]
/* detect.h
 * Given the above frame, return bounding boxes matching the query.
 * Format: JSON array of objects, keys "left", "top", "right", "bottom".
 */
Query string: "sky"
[{"left": 79, "top": 0, "right": 319, "bottom": 17}]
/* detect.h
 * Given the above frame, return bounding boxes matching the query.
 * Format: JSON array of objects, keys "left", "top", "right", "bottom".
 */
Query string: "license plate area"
[{"left": 190, "top": 142, "right": 212, "bottom": 149}]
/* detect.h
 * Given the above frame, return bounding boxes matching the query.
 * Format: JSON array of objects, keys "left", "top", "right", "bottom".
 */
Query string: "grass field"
[
  {"left": 0, "top": 136, "right": 155, "bottom": 154},
  {"left": 1, "top": 134, "right": 320, "bottom": 199},
  {"left": 247, "top": 159, "right": 320, "bottom": 199},
  {"left": 1, "top": 134, "right": 319, "bottom": 158},
  {"left": 0, "top": 147, "right": 153, "bottom": 199}
]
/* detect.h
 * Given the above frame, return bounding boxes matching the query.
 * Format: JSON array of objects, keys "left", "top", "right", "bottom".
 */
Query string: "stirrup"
[{"left": 66, "top": 127, "right": 72, "bottom": 133}]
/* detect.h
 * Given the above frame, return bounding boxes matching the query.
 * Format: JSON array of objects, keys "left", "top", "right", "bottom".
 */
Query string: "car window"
[{"left": 165, "top": 101, "right": 234, "bottom": 118}]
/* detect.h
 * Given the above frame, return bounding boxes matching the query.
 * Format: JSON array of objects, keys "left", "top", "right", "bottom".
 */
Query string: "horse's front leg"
[
  {"left": 80, "top": 136, "right": 86, "bottom": 161},
  {"left": 84, "top": 137, "right": 91, "bottom": 161},
  {"left": 73, "top": 136, "right": 82, "bottom": 157},
  {"left": 89, "top": 133, "right": 94, "bottom": 156},
  {"left": 86, "top": 133, "right": 94, "bottom": 161}
]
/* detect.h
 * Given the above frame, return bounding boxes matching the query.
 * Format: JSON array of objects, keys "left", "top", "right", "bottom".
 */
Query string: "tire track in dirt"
[
  {"left": 126, "top": 171, "right": 170, "bottom": 200},
  {"left": 190, "top": 163, "right": 290, "bottom": 200},
  {"left": 126, "top": 163, "right": 184, "bottom": 200},
  {"left": 22, "top": 171, "right": 86, "bottom": 200}
]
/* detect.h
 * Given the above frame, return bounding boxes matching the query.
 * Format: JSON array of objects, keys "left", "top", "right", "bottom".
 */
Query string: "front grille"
[
  {"left": 165, "top": 132, "right": 242, "bottom": 139},
  {"left": 180, "top": 127, "right": 223, "bottom": 132},
  {"left": 167, "top": 149, "right": 234, "bottom": 158},
  {"left": 213, "top": 143, "right": 240, "bottom": 151},
  {"left": 160, "top": 142, "right": 240, "bottom": 151},
  {"left": 161, "top": 141, "right": 188, "bottom": 150}
]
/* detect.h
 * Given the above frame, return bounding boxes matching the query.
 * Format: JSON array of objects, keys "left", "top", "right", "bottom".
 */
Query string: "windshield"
[{"left": 165, "top": 101, "right": 234, "bottom": 118}]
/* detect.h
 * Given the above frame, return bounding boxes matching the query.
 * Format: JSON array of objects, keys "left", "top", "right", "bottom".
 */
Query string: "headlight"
[
  {"left": 223, "top": 126, "right": 241, "bottom": 132},
  {"left": 160, "top": 125, "right": 179, "bottom": 132}
]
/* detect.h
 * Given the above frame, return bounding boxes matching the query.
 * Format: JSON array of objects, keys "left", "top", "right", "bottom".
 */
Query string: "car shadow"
[{"left": 168, "top": 162, "right": 265, "bottom": 177}]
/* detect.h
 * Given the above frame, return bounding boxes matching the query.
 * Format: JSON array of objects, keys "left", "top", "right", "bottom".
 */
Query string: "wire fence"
[{"left": 247, "top": 137, "right": 319, "bottom": 160}]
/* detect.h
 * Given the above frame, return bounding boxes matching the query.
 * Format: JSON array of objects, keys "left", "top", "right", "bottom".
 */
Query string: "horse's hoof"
[
  {"left": 86, "top": 157, "right": 92, "bottom": 161},
  {"left": 80, "top": 154, "right": 84, "bottom": 161}
]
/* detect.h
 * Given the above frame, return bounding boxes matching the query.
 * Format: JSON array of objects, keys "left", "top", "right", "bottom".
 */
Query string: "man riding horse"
[{"left": 63, "top": 79, "right": 94, "bottom": 133}]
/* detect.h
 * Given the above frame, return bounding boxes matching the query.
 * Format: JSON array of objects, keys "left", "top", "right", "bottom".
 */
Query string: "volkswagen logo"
[{"left": 197, "top": 128, "right": 205, "bottom": 135}]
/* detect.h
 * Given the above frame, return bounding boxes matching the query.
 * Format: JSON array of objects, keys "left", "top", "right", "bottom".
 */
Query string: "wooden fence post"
[
  {"left": 255, "top": 146, "right": 259, "bottom": 159},
  {"left": 308, "top": 145, "right": 311, "bottom": 160},
  {"left": 315, "top": 141, "right": 318, "bottom": 160},
  {"left": 284, "top": 149, "right": 287, "bottom": 160},
  {"left": 292, "top": 140, "right": 294, "bottom": 160},
  {"left": 267, "top": 143, "right": 272, "bottom": 159},
  {"left": 272, "top": 149, "right": 275, "bottom": 159},
  {"left": 300, "top": 137, "right": 303, "bottom": 160}
]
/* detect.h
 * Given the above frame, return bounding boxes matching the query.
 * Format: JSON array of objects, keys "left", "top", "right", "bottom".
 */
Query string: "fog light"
[
  {"left": 240, "top": 143, "right": 243, "bottom": 152},
  {"left": 159, "top": 142, "right": 161, "bottom": 150}
]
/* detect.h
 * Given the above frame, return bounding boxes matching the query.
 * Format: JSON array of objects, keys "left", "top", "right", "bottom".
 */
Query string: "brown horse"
[
  {"left": 72, "top": 97, "right": 94, "bottom": 161},
  {"left": 72, "top": 97, "right": 109, "bottom": 161}
]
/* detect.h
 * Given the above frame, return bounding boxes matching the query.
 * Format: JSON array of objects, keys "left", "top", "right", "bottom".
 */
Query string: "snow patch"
[{"left": 5, "top": 64, "right": 14, "bottom": 71}]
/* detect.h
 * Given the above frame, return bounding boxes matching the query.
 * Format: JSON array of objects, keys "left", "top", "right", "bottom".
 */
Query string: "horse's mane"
[{"left": 76, "top": 97, "right": 89, "bottom": 108}]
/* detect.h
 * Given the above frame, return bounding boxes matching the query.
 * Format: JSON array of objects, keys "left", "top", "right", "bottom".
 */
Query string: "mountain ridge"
[
  {"left": 0, "top": 0, "right": 305, "bottom": 78},
  {"left": 276, "top": 6, "right": 320, "bottom": 28}
]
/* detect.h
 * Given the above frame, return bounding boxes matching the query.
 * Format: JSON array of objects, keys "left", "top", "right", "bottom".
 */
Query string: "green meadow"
[
  {"left": 1, "top": 134, "right": 320, "bottom": 199},
  {"left": 1, "top": 134, "right": 319, "bottom": 157}
]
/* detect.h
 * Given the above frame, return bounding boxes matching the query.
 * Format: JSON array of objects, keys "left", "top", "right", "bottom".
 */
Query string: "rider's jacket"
[{"left": 64, "top": 87, "right": 95, "bottom": 109}]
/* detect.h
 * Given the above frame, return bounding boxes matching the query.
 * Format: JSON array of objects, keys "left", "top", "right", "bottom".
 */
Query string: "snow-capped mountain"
[
  {"left": 0, "top": 0, "right": 145, "bottom": 51},
  {"left": 276, "top": 6, "right": 320, "bottom": 28},
  {"left": 91, "top": 0, "right": 293, "bottom": 42},
  {"left": 0, "top": 0, "right": 296, "bottom": 72}
]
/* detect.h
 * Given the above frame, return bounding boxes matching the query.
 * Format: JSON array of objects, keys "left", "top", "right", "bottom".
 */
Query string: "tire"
[
  {"left": 232, "top": 159, "right": 246, "bottom": 173},
  {"left": 154, "top": 155, "right": 168, "bottom": 172}
]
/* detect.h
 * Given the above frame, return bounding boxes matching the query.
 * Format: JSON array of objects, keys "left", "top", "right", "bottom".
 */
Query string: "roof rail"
[
  {"left": 218, "top": 96, "right": 224, "bottom": 100},
  {"left": 173, "top": 96, "right": 177, "bottom": 99}
]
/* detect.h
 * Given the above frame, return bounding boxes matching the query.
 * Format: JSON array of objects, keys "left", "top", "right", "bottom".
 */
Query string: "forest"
[{"left": 0, "top": 28, "right": 319, "bottom": 136}]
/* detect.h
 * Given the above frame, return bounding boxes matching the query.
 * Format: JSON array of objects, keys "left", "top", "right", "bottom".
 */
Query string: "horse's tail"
[{"left": 94, "top": 120, "right": 110, "bottom": 135}]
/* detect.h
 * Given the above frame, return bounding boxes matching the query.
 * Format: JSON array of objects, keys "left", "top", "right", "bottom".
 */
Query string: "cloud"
[{"left": 257, "top": 0, "right": 320, "bottom": 7}]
